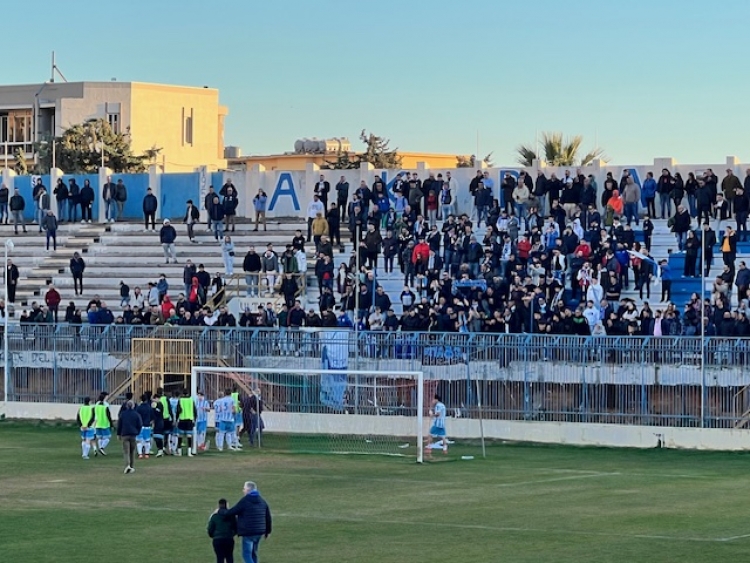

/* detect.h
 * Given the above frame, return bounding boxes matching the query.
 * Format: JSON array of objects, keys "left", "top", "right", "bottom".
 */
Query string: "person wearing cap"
[{"left": 159, "top": 219, "right": 178, "bottom": 264}]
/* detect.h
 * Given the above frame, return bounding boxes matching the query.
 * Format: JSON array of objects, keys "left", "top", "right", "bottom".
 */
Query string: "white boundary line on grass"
[{"left": 277, "top": 513, "right": 750, "bottom": 543}]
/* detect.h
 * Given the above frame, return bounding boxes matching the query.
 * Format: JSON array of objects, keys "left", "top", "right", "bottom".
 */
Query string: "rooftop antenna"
[{"left": 50, "top": 51, "right": 68, "bottom": 83}]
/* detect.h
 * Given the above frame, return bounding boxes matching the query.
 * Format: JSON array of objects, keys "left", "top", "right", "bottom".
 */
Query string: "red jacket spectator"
[
  {"left": 574, "top": 241, "right": 592, "bottom": 259},
  {"left": 412, "top": 241, "right": 430, "bottom": 265},
  {"left": 45, "top": 287, "right": 61, "bottom": 308}
]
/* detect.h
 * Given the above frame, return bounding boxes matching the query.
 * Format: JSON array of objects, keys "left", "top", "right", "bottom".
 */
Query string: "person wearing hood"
[
  {"left": 572, "top": 218, "right": 584, "bottom": 241},
  {"left": 208, "top": 498, "right": 237, "bottom": 563},
  {"left": 622, "top": 177, "right": 641, "bottom": 226}
]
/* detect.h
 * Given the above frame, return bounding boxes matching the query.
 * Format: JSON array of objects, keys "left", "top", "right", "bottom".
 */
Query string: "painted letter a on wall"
[{"left": 268, "top": 173, "right": 300, "bottom": 215}]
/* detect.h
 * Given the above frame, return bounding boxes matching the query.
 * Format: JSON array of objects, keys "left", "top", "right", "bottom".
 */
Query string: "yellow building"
[
  {"left": 229, "top": 150, "right": 462, "bottom": 171},
  {"left": 0, "top": 80, "right": 227, "bottom": 171}
]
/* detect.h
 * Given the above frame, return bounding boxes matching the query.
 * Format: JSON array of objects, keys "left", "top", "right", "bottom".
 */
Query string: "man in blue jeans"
[{"left": 225, "top": 481, "right": 272, "bottom": 563}]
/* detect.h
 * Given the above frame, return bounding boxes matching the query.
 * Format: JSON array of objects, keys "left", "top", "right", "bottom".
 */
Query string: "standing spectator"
[
  {"left": 210, "top": 195, "right": 226, "bottom": 240},
  {"left": 114, "top": 179, "right": 128, "bottom": 220},
  {"left": 222, "top": 186, "right": 239, "bottom": 233},
  {"left": 182, "top": 259, "right": 197, "bottom": 296},
  {"left": 695, "top": 178, "right": 714, "bottom": 224},
  {"left": 684, "top": 230, "right": 699, "bottom": 278},
  {"left": 363, "top": 222, "right": 382, "bottom": 269},
  {"left": 641, "top": 172, "right": 657, "bottom": 218},
  {"left": 53, "top": 178, "right": 69, "bottom": 222},
  {"left": 142, "top": 187, "right": 158, "bottom": 231},
  {"left": 657, "top": 169, "right": 674, "bottom": 219},
  {"left": 314, "top": 174, "right": 330, "bottom": 208},
  {"left": 184, "top": 199, "right": 200, "bottom": 243},
  {"left": 79, "top": 179, "right": 94, "bottom": 223},
  {"left": 32, "top": 177, "right": 45, "bottom": 223},
  {"left": 721, "top": 225, "right": 738, "bottom": 274},
  {"left": 116, "top": 401, "right": 143, "bottom": 474},
  {"left": 252, "top": 190, "right": 267, "bottom": 232},
  {"left": 336, "top": 176, "right": 349, "bottom": 221},
  {"left": 45, "top": 284, "right": 61, "bottom": 322},
  {"left": 685, "top": 172, "right": 699, "bottom": 217},
  {"left": 36, "top": 184, "right": 51, "bottom": 232},
  {"left": 622, "top": 177, "right": 641, "bottom": 226},
  {"left": 306, "top": 195, "right": 324, "bottom": 240},
  {"left": 9, "top": 188, "right": 26, "bottom": 234},
  {"left": 721, "top": 168, "right": 742, "bottom": 214},
  {"left": 327, "top": 203, "right": 341, "bottom": 249},
  {"left": 222, "top": 235, "right": 236, "bottom": 277},
  {"left": 102, "top": 176, "right": 116, "bottom": 223},
  {"left": 262, "top": 245, "right": 279, "bottom": 296},
  {"left": 0, "top": 183, "right": 8, "bottom": 225},
  {"left": 67, "top": 178, "right": 80, "bottom": 223},
  {"left": 659, "top": 259, "right": 672, "bottom": 302},
  {"left": 311, "top": 212, "right": 329, "bottom": 250},
  {"left": 700, "top": 221, "right": 717, "bottom": 278},
  {"left": 119, "top": 281, "right": 130, "bottom": 307},
  {"left": 207, "top": 498, "right": 237, "bottom": 563},
  {"left": 70, "top": 252, "right": 86, "bottom": 295},
  {"left": 41, "top": 210, "right": 58, "bottom": 251},
  {"left": 243, "top": 246, "right": 262, "bottom": 297},
  {"left": 671, "top": 205, "right": 691, "bottom": 251},
  {"left": 204, "top": 185, "right": 217, "bottom": 231},
  {"left": 225, "top": 481, "right": 272, "bottom": 563},
  {"left": 440, "top": 180, "right": 453, "bottom": 220},
  {"left": 6, "top": 259, "right": 18, "bottom": 303},
  {"left": 735, "top": 186, "right": 749, "bottom": 242},
  {"left": 160, "top": 219, "right": 178, "bottom": 264}
]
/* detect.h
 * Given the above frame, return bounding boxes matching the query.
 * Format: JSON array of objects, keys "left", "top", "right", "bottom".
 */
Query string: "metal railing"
[{"left": 3, "top": 324, "right": 750, "bottom": 429}]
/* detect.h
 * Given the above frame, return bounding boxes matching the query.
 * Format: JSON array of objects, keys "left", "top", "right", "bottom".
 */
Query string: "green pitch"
[{"left": 2, "top": 423, "right": 750, "bottom": 563}]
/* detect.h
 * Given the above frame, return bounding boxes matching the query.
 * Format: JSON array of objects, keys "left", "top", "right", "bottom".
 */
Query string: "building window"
[
  {"left": 0, "top": 110, "right": 33, "bottom": 154},
  {"left": 183, "top": 107, "right": 194, "bottom": 146},
  {"left": 107, "top": 112, "right": 120, "bottom": 134},
  {"left": 105, "top": 102, "right": 121, "bottom": 134}
]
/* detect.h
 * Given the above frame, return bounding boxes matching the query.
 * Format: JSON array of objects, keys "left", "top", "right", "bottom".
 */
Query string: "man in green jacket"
[{"left": 208, "top": 498, "right": 237, "bottom": 563}]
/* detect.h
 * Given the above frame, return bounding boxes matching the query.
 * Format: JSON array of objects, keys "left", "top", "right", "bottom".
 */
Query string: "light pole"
[{"left": 4, "top": 238, "right": 14, "bottom": 404}]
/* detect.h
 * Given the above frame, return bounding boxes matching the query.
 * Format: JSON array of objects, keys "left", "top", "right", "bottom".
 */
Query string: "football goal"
[{"left": 190, "top": 366, "right": 427, "bottom": 462}]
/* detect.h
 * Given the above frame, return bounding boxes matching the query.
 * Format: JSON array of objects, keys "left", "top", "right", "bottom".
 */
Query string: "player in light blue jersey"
[
  {"left": 195, "top": 390, "right": 211, "bottom": 451},
  {"left": 214, "top": 389, "right": 237, "bottom": 452},
  {"left": 425, "top": 394, "right": 448, "bottom": 458}
]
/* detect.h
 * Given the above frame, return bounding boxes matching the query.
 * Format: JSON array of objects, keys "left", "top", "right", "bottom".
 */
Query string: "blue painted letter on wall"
[{"left": 268, "top": 173, "right": 300, "bottom": 212}]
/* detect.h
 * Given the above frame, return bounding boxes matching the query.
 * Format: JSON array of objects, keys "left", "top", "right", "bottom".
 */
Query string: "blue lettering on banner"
[{"left": 268, "top": 173, "right": 300, "bottom": 212}]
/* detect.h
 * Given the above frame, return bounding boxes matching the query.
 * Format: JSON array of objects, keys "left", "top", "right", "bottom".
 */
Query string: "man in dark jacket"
[
  {"left": 226, "top": 481, "right": 272, "bottom": 563},
  {"left": 243, "top": 247, "right": 262, "bottom": 297},
  {"left": 116, "top": 401, "right": 143, "bottom": 474},
  {"left": 67, "top": 179, "right": 80, "bottom": 223},
  {"left": 159, "top": 219, "right": 178, "bottom": 264},
  {"left": 142, "top": 187, "right": 158, "bottom": 231},
  {"left": 208, "top": 499, "right": 237, "bottom": 563},
  {"left": 10, "top": 188, "right": 26, "bottom": 234}
]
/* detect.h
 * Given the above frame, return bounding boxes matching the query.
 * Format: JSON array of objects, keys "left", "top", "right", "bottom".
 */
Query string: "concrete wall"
[
  {"left": 222, "top": 156, "right": 746, "bottom": 219},
  {"left": 5, "top": 401, "right": 750, "bottom": 451}
]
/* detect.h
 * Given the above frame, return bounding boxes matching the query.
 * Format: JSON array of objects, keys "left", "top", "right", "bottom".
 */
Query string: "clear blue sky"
[{"left": 7, "top": 0, "right": 750, "bottom": 165}]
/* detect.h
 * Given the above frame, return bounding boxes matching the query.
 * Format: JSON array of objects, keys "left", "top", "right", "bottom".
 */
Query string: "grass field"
[{"left": 1, "top": 423, "right": 750, "bottom": 563}]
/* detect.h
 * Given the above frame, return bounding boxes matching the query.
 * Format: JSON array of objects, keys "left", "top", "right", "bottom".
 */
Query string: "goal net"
[{"left": 191, "top": 366, "right": 426, "bottom": 462}]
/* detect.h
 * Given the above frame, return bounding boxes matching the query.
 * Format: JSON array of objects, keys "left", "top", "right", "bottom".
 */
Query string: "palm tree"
[{"left": 516, "top": 132, "right": 606, "bottom": 167}]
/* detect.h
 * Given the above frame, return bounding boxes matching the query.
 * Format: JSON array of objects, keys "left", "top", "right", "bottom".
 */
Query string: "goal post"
[{"left": 191, "top": 366, "right": 425, "bottom": 463}]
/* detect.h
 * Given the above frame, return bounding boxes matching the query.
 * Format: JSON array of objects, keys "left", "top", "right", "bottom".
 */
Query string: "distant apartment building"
[{"left": 0, "top": 81, "right": 228, "bottom": 171}]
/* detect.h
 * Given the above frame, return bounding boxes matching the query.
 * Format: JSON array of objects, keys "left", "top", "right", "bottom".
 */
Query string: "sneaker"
[
  {"left": 82, "top": 455, "right": 89, "bottom": 460},
  {"left": 87, "top": 220, "right": 92, "bottom": 223},
  {"left": 155, "top": 450, "right": 164, "bottom": 458},
  {"left": 99, "top": 449, "right": 107, "bottom": 456},
  {"left": 124, "top": 466, "right": 131, "bottom": 474},
  {"left": 216, "top": 447, "right": 223, "bottom": 452},
  {"left": 187, "top": 450, "right": 194, "bottom": 457},
  {"left": 93, "top": 449, "right": 99, "bottom": 457},
  {"left": 81, "top": 220, "right": 86, "bottom": 224}
]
